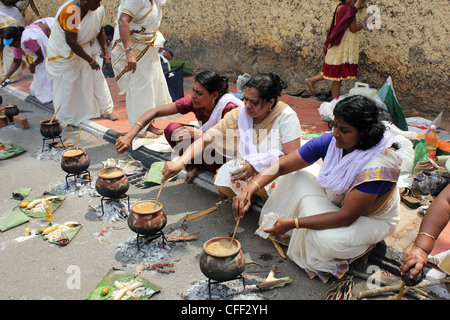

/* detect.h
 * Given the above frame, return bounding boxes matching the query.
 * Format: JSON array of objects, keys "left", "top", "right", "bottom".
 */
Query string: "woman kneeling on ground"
[
  {"left": 115, "top": 70, "right": 244, "bottom": 183},
  {"left": 233, "top": 95, "right": 401, "bottom": 283},
  {"left": 162, "top": 72, "right": 302, "bottom": 204}
]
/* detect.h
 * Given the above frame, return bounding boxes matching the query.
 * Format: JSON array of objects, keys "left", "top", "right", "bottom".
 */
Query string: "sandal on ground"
[{"left": 399, "top": 187, "right": 433, "bottom": 209}]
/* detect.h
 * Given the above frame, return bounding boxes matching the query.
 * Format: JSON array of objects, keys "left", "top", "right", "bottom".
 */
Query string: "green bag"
[{"left": 0, "top": 144, "right": 26, "bottom": 160}]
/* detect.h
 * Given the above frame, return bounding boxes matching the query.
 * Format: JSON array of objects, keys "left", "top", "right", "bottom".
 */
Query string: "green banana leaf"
[{"left": 86, "top": 268, "right": 161, "bottom": 300}]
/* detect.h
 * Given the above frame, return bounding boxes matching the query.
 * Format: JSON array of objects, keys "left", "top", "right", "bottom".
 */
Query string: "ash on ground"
[
  {"left": 90, "top": 199, "right": 130, "bottom": 222},
  {"left": 34, "top": 146, "right": 63, "bottom": 162},
  {"left": 49, "top": 177, "right": 99, "bottom": 198},
  {"left": 181, "top": 279, "right": 263, "bottom": 300},
  {"left": 117, "top": 236, "right": 173, "bottom": 265}
]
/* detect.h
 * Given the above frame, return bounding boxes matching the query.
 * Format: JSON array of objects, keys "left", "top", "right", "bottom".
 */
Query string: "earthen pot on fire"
[
  {"left": 128, "top": 200, "right": 167, "bottom": 236},
  {"left": 61, "top": 147, "right": 90, "bottom": 174},
  {"left": 95, "top": 167, "right": 129, "bottom": 198},
  {"left": 40, "top": 119, "right": 62, "bottom": 138},
  {"left": 200, "top": 237, "right": 245, "bottom": 282}
]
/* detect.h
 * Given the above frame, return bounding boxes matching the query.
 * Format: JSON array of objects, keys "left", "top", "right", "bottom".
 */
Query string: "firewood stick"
[{"left": 357, "top": 278, "right": 450, "bottom": 299}]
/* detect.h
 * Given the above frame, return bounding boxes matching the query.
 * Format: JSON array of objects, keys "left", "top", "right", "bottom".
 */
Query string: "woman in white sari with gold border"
[
  {"left": 46, "top": 0, "right": 116, "bottom": 128},
  {"left": 233, "top": 95, "right": 402, "bottom": 283},
  {"left": 111, "top": 0, "right": 172, "bottom": 137}
]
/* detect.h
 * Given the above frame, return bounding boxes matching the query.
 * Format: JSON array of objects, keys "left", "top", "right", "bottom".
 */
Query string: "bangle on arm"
[
  {"left": 89, "top": 59, "right": 96, "bottom": 65},
  {"left": 417, "top": 232, "right": 436, "bottom": 242},
  {"left": 135, "top": 121, "right": 144, "bottom": 130},
  {"left": 360, "top": 22, "right": 366, "bottom": 29},
  {"left": 250, "top": 180, "right": 261, "bottom": 191},
  {"left": 294, "top": 216, "right": 300, "bottom": 229}
]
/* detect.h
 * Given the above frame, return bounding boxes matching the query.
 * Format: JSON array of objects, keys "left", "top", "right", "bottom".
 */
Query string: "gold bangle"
[
  {"left": 89, "top": 59, "right": 95, "bottom": 65},
  {"left": 294, "top": 216, "right": 300, "bottom": 229},
  {"left": 135, "top": 121, "right": 144, "bottom": 129},
  {"left": 250, "top": 180, "right": 261, "bottom": 191},
  {"left": 417, "top": 232, "right": 436, "bottom": 242}
]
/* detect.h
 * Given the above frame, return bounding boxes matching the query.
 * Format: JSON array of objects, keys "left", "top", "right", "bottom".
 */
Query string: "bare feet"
[
  {"left": 101, "top": 112, "right": 119, "bottom": 121},
  {"left": 64, "top": 124, "right": 76, "bottom": 132},
  {"left": 305, "top": 78, "right": 317, "bottom": 95},
  {"left": 137, "top": 131, "right": 159, "bottom": 139},
  {"left": 148, "top": 123, "right": 164, "bottom": 136},
  {"left": 350, "top": 245, "right": 376, "bottom": 270},
  {"left": 185, "top": 167, "right": 202, "bottom": 184}
]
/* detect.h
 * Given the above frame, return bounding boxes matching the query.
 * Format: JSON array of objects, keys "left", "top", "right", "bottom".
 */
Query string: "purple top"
[{"left": 298, "top": 133, "right": 393, "bottom": 195}]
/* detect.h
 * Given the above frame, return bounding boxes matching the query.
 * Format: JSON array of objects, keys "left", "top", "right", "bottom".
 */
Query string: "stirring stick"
[
  {"left": 155, "top": 181, "right": 165, "bottom": 206},
  {"left": 230, "top": 217, "right": 240, "bottom": 245},
  {"left": 76, "top": 127, "right": 81, "bottom": 150},
  {"left": 49, "top": 105, "right": 62, "bottom": 124}
]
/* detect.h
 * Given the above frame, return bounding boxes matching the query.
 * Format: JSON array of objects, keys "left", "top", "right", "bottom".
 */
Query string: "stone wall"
[{"left": 29, "top": 0, "right": 449, "bottom": 115}]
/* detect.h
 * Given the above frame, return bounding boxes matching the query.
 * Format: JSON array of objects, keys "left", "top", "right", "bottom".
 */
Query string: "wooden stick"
[
  {"left": 49, "top": 105, "right": 62, "bottom": 124},
  {"left": 155, "top": 181, "right": 165, "bottom": 205},
  {"left": 230, "top": 218, "right": 240, "bottom": 244},
  {"left": 357, "top": 277, "right": 450, "bottom": 299},
  {"left": 76, "top": 127, "right": 81, "bottom": 150},
  {"left": 185, "top": 207, "right": 216, "bottom": 221}
]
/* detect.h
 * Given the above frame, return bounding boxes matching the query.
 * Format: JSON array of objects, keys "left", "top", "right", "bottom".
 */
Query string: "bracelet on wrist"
[
  {"left": 89, "top": 59, "right": 96, "bottom": 65},
  {"left": 360, "top": 22, "right": 366, "bottom": 29},
  {"left": 125, "top": 46, "right": 133, "bottom": 52},
  {"left": 294, "top": 216, "right": 300, "bottom": 229},
  {"left": 250, "top": 180, "right": 261, "bottom": 191},
  {"left": 417, "top": 232, "right": 436, "bottom": 242},
  {"left": 135, "top": 121, "right": 144, "bottom": 130}
]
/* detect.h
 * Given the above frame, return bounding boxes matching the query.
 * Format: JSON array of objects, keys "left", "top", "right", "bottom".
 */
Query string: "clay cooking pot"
[
  {"left": 128, "top": 200, "right": 167, "bottom": 236},
  {"left": 40, "top": 119, "right": 62, "bottom": 138},
  {"left": 3, "top": 104, "right": 18, "bottom": 123},
  {"left": 200, "top": 237, "right": 245, "bottom": 282},
  {"left": 61, "top": 147, "right": 90, "bottom": 174},
  {"left": 95, "top": 167, "right": 129, "bottom": 198}
]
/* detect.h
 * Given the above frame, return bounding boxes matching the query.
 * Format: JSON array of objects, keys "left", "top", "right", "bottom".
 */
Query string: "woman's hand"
[
  {"left": 115, "top": 135, "right": 133, "bottom": 154},
  {"left": 232, "top": 189, "right": 253, "bottom": 220},
  {"left": 125, "top": 50, "right": 137, "bottom": 73},
  {"left": 231, "top": 161, "right": 257, "bottom": 181},
  {"left": 400, "top": 245, "right": 428, "bottom": 280},
  {"left": 89, "top": 59, "right": 100, "bottom": 71},
  {"left": 263, "top": 218, "right": 295, "bottom": 236},
  {"left": 162, "top": 158, "right": 185, "bottom": 182}
]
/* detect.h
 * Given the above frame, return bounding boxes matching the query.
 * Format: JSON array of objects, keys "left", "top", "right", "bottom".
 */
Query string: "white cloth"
[
  {"left": 46, "top": 1, "right": 114, "bottom": 126},
  {"left": 316, "top": 131, "right": 395, "bottom": 195},
  {"left": 0, "top": 12, "right": 22, "bottom": 80},
  {"left": 111, "top": 0, "right": 172, "bottom": 133},
  {"left": 259, "top": 149, "right": 401, "bottom": 282},
  {"left": 214, "top": 107, "right": 302, "bottom": 195},
  {"left": 21, "top": 18, "right": 54, "bottom": 103},
  {"left": 200, "top": 93, "right": 244, "bottom": 132},
  {"left": 0, "top": 2, "right": 23, "bottom": 25}
]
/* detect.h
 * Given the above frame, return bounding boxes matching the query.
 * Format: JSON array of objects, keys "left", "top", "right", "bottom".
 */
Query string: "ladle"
[
  {"left": 76, "top": 127, "right": 81, "bottom": 150},
  {"left": 49, "top": 105, "right": 62, "bottom": 124},
  {"left": 230, "top": 218, "right": 240, "bottom": 245},
  {"left": 155, "top": 181, "right": 165, "bottom": 206}
]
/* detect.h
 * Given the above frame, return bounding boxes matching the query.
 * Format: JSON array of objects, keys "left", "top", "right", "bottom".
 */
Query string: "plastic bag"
[
  {"left": 236, "top": 73, "right": 251, "bottom": 94},
  {"left": 255, "top": 211, "right": 279, "bottom": 239}
]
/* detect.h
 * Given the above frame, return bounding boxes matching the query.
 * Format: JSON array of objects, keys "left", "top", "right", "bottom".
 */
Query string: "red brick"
[{"left": 13, "top": 115, "right": 29, "bottom": 129}]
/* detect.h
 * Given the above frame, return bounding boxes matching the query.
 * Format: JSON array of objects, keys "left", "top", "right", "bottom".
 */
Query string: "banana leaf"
[
  {"left": 19, "top": 192, "right": 64, "bottom": 218},
  {"left": 86, "top": 268, "right": 161, "bottom": 300},
  {"left": 0, "top": 207, "right": 30, "bottom": 232}
]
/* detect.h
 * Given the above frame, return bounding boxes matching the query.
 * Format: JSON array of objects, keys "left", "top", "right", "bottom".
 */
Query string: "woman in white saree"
[
  {"left": 46, "top": 0, "right": 117, "bottom": 128},
  {"left": 233, "top": 95, "right": 402, "bottom": 283},
  {"left": 111, "top": 0, "right": 172, "bottom": 137},
  {"left": 0, "top": 18, "right": 54, "bottom": 103}
]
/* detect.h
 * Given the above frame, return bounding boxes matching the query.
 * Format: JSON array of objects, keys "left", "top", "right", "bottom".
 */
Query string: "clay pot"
[
  {"left": 40, "top": 119, "right": 62, "bottom": 138},
  {"left": 200, "top": 237, "right": 245, "bottom": 282},
  {"left": 95, "top": 167, "right": 129, "bottom": 198},
  {"left": 61, "top": 147, "right": 90, "bottom": 174},
  {"left": 3, "top": 104, "right": 18, "bottom": 123},
  {"left": 128, "top": 200, "right": 167, "bottom": 236}
]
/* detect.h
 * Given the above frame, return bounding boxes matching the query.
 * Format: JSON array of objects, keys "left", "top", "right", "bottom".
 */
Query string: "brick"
[{"left": 13, "top": 115, "right": 29, "bottom": 129}]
